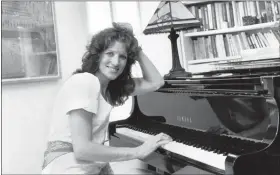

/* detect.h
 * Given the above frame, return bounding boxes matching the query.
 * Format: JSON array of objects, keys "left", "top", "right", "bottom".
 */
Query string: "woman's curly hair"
[{"left": 73, "top": 23, "right": 141, "bottom": 106}]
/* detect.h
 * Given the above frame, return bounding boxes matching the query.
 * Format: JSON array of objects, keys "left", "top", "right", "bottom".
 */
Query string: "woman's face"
[{"left": 98, "top": 41, "right": 128, "bottom": 82}]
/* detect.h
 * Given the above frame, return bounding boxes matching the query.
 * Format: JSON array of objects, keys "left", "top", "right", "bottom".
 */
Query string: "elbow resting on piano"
[
  {"left": 154, "top": 78, "right": 165, "bottom": 90},
  {"left": 147, "top": 79, "right": 165, "bottom": 93}
]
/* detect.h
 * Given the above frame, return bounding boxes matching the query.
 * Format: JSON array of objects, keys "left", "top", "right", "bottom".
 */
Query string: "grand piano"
[{"left": 109, "top": 66, "right": 280, "bottom": 175}]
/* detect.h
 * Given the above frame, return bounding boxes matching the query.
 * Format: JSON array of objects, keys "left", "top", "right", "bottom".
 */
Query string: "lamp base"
[{"left": 164, "top": 69, "right": 192, "bottom": 80}]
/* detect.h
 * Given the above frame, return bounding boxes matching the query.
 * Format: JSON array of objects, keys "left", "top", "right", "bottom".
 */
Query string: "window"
[{"left": 2, "top": 1, "right": 60, "bottom": 83}]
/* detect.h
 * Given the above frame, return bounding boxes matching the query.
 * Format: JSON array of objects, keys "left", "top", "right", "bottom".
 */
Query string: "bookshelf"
[
  {"left": 184, "top": 21, "right": 279, "bottom": 37},
  {"left": 180, "top": 0, "right": 280, "bottom": 74},
  {"left": 2, "top": 1, "right": 60, "bottom": 84}
]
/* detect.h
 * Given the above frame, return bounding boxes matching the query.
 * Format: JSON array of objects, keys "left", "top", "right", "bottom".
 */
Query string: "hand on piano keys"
[
  {"left": 135, "top": 132, "right": 173, "bottom": 160},
  {"left": 116, "top": 127, "right": 228, "bottom": 171}
]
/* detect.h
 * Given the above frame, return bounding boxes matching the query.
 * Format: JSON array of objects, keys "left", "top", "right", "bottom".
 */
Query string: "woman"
[{"left": 42, "top": 22, "right": 172, "bottom": 174}]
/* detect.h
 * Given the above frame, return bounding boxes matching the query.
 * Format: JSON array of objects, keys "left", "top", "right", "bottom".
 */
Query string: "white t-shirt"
[
  {"left": 48, "top": 72, "right": 113, "bottom": 145},
  {"left": 43, "top": 72, "right": 116, "bottom": 174}
]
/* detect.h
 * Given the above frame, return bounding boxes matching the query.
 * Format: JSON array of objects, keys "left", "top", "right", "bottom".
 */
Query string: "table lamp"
[{"left": 143, "top": 0, "right": 201, "bottom": 80}]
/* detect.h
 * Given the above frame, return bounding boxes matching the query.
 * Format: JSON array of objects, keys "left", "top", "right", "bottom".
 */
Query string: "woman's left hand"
[
  {"left": 135, "top": 47, "right": 144, "bottom": 61},
  {"left": 113, "top": 22, "right": 133, "bottom": 34}
]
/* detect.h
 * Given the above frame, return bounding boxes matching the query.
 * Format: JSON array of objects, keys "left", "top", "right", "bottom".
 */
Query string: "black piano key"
[{"left": 122, "top": 121, "right": 268, "bottom": 155}]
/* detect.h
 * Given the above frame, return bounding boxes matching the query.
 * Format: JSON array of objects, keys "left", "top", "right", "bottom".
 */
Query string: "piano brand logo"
[{"left": 177, "top": 116, "right": 192, "bottom": 123}]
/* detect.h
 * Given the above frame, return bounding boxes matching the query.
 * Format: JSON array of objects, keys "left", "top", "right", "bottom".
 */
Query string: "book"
[
  {"left": 203, "top": 6, "right": 209, "bottom": 31},
  {"left": 232, "top": 34, "right": 242, "bottom": 54},
  {"left": 223, "top": 34, "right": 230, "bottom": 57},
  {"left": 250, "top": 1, "right": 257, "bottom": 17},
  {"left": 198, "top": 37, "right": 207, "bottom": 59},
  {"left": 257, "top": 32, "right": 269, "bottom": 47},
  {"left": 246, "top": 33, "right": 255, "bottom": 49},
  {"left": 211, "top": 3, "right": 217, "bottom": 29},
  {"left": 240, "top": 32, "right": 250, "bottom": 50},
  {"left": 204, "top": 36, "right": 209, "bottom": 58},
  {"left": 272, "top": 30, "right": 280, "bottom": 43},
  {"left": 207, "top": 4, "right": 214, "bottom": 30},
  {"left": 265, "top": 1, "right": 273, "bottom": 22},
  {"left": 215, "top": 3, "right": 221, "bottom": 29},
  {"left": 206, "top": 36, "right": 214, "bottom": 58},
  {"left": 191, "top": 38, "right": 197, "bottom": 60},
  {"left": 215, "top": 34, "right": 227, "bottom": 58},
  {"left": 264, "top": 30, "right": 280, "bottom": 47},
  {"left": 254, "top": 33, "right": 264, "bottom": 48},
  {"left": 226, "top": 34, "right": 235, "bottom": 56},
  {"left": 238, "top": 1, "right": 245, "bottom": 26},
  {"left": 210, "top": 35, "right": 218, "bottom": 57},
  {"left": 249, "top": 33, "right": 259, "bottom": 48},
  {"left": 221, "top": 2, "right": 228, "bottom": 27},
  {"left": 259, "top": 1, "right": 267, "bottom": 23},
  {"left": 193, "top": 39, "right": 199, "bottom": 60}
]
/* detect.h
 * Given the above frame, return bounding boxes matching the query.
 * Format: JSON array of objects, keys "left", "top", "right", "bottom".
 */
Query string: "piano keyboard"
[{"left": 116, "top": 127, "right": 227, "bottom": 171}]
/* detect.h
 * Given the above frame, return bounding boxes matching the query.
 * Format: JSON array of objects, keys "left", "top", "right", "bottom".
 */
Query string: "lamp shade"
[{"left": 143, "top": 0, "right": 201, "bottom": 35}]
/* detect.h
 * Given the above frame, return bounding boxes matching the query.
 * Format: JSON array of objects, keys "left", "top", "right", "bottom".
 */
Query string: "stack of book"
[
  {"left": 191, "top": 29, "right": 280, "bottom": 60},
  {"left": 185, "top": 1, "right": 280, "bottom": 32},
  {"left": 181, "top": 1, "right": 280, "bottom": 74}
]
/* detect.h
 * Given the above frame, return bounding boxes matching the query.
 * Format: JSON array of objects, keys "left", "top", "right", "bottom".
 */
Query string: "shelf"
[
  {"left": 2, "top": 75, "right": 61, "bottom": 85},
  {"left": 17, "top": 24, "right": 54, "bottom": 32},
  {"left": 2, "top": 23, "right": 54, "bottom": 33},
  {"left": 188, "top": 56, "right": 242, "bottom": 65},
  {"left": 184, "top": 21, "right": 280, "bottom": 37},
  {"left": 188, "top": 47, "right": 279, "bottom": 65},
  {"left": 182, "top": 0, "right": 209, "bottom": 5},
  {"left": 32, "top": 51, "right": 56, "bottom": 56},
  {"left": 240, "top": 47, "right": 280, "bottom": 61},
  {"left": 183, "top": 0, "right": 261, "bottom": 5},
  {"left": 189, "top": 61, "right": 280, "bottom": 75}
]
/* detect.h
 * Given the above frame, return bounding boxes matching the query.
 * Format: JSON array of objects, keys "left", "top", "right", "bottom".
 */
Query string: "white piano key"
[{"left": 116, "top": 127, "right": 227, "bottom": 170}]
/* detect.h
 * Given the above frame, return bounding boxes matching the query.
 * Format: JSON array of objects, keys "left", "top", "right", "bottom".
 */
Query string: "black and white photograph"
[{"left": 1, "top": 0, "right": 280, "bottom": 174}]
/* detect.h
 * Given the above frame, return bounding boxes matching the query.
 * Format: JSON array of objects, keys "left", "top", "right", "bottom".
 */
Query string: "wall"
[{"left": 2, "top": 2, "right": 89, "bottom": 173}]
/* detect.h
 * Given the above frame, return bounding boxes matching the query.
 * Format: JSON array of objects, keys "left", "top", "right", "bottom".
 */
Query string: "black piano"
[{"left": 109, "top": 67, "right": 280, "bottom": 175}]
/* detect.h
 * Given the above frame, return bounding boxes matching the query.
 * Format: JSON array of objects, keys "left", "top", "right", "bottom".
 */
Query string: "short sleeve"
[{"left": 60, "top": 73, "right": 100, "bottom": 115}]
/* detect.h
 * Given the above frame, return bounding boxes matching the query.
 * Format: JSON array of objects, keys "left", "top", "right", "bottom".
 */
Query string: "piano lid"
[
  {"left": 136, "top": 92, "right": 278, "bottom": 142},
  {"left": 133, "top": 75, "right": 279, "bottom": 149}
]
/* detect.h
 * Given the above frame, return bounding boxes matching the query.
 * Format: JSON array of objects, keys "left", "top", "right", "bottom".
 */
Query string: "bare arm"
[
  {"left": 69, "top": 109, "right": 137, "bottom": 162},
  {"left": 112, "top": 22, "right": 164, "bottom": 96},
  {"left": 69, "top": 109, "right": 171, "bottom": 162},
  {"left": 131, "top": 50, "right": 165, "bottom": 96}
]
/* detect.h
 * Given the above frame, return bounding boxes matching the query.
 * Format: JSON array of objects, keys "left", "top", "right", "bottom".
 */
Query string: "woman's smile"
[
  {"left": 96, "top": 41, "right": 128, "bottom": 83},
  {"left": 106, "top": 66, "right": 119, "bottom": 72}
]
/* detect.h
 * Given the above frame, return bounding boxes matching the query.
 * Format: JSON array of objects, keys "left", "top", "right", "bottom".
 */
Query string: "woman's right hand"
[{"left": 135, "top": 133, "right": 172, "bottom": 160}]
